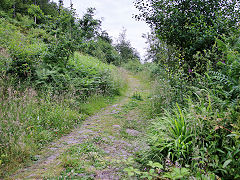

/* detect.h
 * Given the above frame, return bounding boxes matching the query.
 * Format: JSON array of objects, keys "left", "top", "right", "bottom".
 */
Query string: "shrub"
[
  {"left": 79, "top": 39, "right": 121, "bottom": 65},
  {"left": 138, "top": 33, "right": 240, "bottom": 178},
  {"left": 143, "top": 95, "right": 240, "bottom": 178},
  {"left": 0, "top": 18, "right": 46, "bottom": 78}
]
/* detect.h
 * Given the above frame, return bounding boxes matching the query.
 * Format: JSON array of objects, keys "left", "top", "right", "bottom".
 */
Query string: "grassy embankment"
[{"left": 0, "top": 16, "right": 127, "bottom": 177}]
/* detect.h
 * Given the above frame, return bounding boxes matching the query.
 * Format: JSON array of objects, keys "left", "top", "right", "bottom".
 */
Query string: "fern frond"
[{"left": 209, "top": 71, "right": 233, "bottom": 87}]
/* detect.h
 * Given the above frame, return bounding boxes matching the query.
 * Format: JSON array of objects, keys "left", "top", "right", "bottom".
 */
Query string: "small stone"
[
  {"left": 126, "top": 129, "right": 141, "bottom": 136},
  {"left": 112, "top": 125, "right": 121, "bottom": 128},
  {"left": 111, "top": 110, "right": 119, "bottom": 114}
]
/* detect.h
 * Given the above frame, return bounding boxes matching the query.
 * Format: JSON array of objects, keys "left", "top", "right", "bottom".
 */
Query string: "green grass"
[
  {"left": 79, "top": 95, "right": 118, "bottom": 115},
  {"left": 0, "top": 83, "right": 123, "bottom": 178},
  {"left": 71, "top": 53, "right": 114, "bottom": 72},
  {"left": 0, "top": 14, "right": 131, "bottom": 178},
  {"left": 59, "top": 141, "right": 109, "bottom": 179},
  {"left": 69, "top": 52, "right": 127, "bottom": 96},
  {"left": 0, "top": 56, "right": 127, "bottom": 178}
]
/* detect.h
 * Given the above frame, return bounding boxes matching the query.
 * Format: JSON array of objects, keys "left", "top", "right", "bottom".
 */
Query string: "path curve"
[{"left": 10, "top": 70, "right": 149, "bottom": 179}]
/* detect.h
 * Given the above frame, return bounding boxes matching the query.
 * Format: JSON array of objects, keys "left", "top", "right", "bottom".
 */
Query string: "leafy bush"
[
  {"left": 15, "top": 13, "right": 35, "bottom": 28},
  {"left": 138, "top": 33, "right": 240, "bottom": 178},
  {"left": 143, "top": 96, "right": 239, "bottom": 178},
  {"left": 124, "top": 158, "right": 191, "bottom": 179},
  {"left": 79, "top": 39, "right": 121, "bottom": 65},
  {"left": 0, "top": 18, "right": 47, "bottom": 78},
  {"left": 122, "top": 60, "right": 142, "bottom": 73}
]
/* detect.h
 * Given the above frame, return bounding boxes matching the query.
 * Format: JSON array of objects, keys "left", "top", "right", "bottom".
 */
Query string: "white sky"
[{"left": 53, "top": 0, "right": 150, "bottom": 59}]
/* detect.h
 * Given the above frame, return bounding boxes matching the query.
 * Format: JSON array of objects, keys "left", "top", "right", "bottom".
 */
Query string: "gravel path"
[{"left": 11, "top": 71, "right": 149, "bottom": 179}]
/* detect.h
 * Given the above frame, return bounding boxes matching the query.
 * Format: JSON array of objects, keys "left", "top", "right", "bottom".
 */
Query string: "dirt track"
[{"left": 11, "top": 71, "right": 149, "bottom": 179}]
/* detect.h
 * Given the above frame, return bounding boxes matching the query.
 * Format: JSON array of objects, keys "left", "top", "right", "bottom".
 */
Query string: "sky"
[{"left": 52, "top": 0, "right": 150, "bottom": 59}]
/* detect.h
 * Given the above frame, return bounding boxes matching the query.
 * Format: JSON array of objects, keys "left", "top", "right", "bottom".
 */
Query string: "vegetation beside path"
[
  {"left": 0, "top": 1, "right": 138, "bottom": 178},
  {"left": 1, "top": 0, "right": 239, "bottom": 179},
  {"left": 10, "top": 71, "right": 150, "bottom": 179}
]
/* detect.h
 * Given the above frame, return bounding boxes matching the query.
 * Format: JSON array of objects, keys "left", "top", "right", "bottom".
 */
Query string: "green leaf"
[
  {"left": 149, "top": 169, "right": 155, "bottom": 174},
  {"left": 223, "top": 159, "right": 232, "bottom": 168},
  {"left": 135, "top": 169, "right": 141, "bottom": 175},
  {"left": 148, "top": 176, "right": 153, "bottom": 180},
  {"left": 128, "top": 172, "right": 134, "bottom": 176},
  {"left": 152, "top": 162, "right": 163, "bottom": 169},
  {"left": 124, "top": 167, "right": 135, "bottom": 177}
]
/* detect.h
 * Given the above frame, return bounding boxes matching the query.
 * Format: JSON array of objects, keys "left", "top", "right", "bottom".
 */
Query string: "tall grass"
[
  {"left": 0, "top": 74, "right": 126, "bottom": 177},
  {"left": 139, "top": 67, "right": 240, "bottom": 178},
  {"left": 0, "top": 80, "right": 81, "bottom": 176},
  {"left": 0, "top": 53, "right": 127, "bottom": 178}
]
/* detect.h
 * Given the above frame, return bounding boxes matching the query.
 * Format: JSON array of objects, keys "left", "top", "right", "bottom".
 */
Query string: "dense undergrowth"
[
  {"left": 0, "top": 55, "right": 126, "bottom": 178},
  {"left": 124, "top": 34, "right": 240, "bottom": 179},
  {"left": 1, "top": 0, "right": 239, "bottom": 179},
  {"left": 0, "top": 5, "right": 130, "bottom": 177}
]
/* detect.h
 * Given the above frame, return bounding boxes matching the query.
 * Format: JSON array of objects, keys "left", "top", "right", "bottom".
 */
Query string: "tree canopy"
[
  {"left": 115, "top": 28, "right": 140, "bottom": 63},
  {"left": 135, "top": 0, "right": 240, "bottom": 68}
]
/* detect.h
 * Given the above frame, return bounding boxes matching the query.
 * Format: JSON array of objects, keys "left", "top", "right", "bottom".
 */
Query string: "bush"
[
  {"left": 68, "top": 52, "right": 125, "bottom": 96},
  {"left": 122, "top": 60, "right": 142, "bottom": 73},
  {"left": 34, "top": 52, "right": 126, "bottom": 97},
  {"left": 138, "top": 33, "right": 240, "bottom": 178},
  {"left": 144, "top": 96, "right": 240, "bottom": 178},
  {"left": 0, "top": 18, "right": 47, "bottom": 78},
  {"left": 79, "top": 39, "right": 121, "bottom": 65}
]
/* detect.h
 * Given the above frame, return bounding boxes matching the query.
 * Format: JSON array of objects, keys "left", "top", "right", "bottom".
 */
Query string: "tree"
[
  {"left": 143, "top": 31, "right": 177, "bottom": 66},
  {"left": 78, "top": 8, "right": 102, "bottom": 40},
  {"left": 38, "top": 1, "right": 58, "bottom": 18},
  {"left": 12, "top": 0, "right": 33, "bottom": 17},
  {"left": 58, "top": 0, "right": 63, "bottom": 10},
  {"left": 0, "top": 0, "right": 13, "bottom": 12},
  {"left": 0, "top": 0, "right": 55, "bottom": 19},
  {"left": 44, "top": 5, "right": 77, "bottom": 67},
  {"left": 135, "top": 0, "right": 240, "bottom": 69},
  {"left": 28, "top": 4, "right": 44, "bottom": 23},
  {"left": 115, "top": 28, "right": 140, "bottom": 63},
  {"left": 99, "top": 30, "right": 112, "bottom": 44}
]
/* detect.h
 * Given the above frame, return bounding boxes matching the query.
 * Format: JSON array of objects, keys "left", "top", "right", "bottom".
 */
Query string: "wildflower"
[{"left": 188, "top": 69, "right": 192, "bottom": 73}]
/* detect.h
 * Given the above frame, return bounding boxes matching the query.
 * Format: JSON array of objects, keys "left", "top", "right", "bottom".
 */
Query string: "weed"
[
  {"left": 92, "top": 136, "right": 105, "bottom": 144},
  {"left": 124, "top": 159, "right": 191, "bottom": 179},
  {"left": 60, "top": 141, "right": 108, "bottom": 177},
  {"left": 131, "top": 91, "right": 143, "bottom": 101}
]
